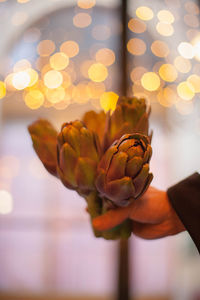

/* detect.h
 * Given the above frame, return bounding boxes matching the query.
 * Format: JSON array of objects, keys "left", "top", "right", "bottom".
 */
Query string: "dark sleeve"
[{"left": 167, "top": 173, "right": 200, "bottom": 253}]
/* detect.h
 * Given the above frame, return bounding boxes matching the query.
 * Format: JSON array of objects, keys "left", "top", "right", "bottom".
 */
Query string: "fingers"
[
  {"left": 92, "top": 205, "right": 131, "bottom": 231},
  {"left": 132, "top": 219, "right": 180, "bottom": 240}
]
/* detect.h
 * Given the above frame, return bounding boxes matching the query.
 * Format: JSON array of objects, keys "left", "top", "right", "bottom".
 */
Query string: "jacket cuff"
[{"left": 167, "top": 173, "right": 200, "bottom": 253}]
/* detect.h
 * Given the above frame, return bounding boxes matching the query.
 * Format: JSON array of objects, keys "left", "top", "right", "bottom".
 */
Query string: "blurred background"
[{"left": 0, "top": 0, "right": 200, "bottom": 299}]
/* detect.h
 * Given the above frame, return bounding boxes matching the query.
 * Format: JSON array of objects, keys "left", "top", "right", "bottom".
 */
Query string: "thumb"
[{"left": 92, "top": 205, "right": 131, "bottom": 231}]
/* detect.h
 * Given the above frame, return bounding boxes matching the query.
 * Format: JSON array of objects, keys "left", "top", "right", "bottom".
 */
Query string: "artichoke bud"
[
  {"left": 57, "top": 120, "right": 101, "bottom": 195},
  {"left": 28, "top": 119, "right": 58, "bottom": 176},
  {"left": 103, "top": 96, "right": 150, "bottom": 151},
  {"left": 96, "top": 133, "right": 153, "bottom": 207}
]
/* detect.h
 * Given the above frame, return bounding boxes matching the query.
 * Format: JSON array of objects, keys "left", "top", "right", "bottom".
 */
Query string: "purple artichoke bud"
[
  {"left": 103, "top": 96, "right": 151, "bottom": 151},
  {"left": 57, "top": 120, "right": 101, "bottom": 195},
  {"left": 28, "top": 119, "right": 58, "bottom": 176},
  {"left": 96, "top": 133, "right": 153, "bottom": 207}
]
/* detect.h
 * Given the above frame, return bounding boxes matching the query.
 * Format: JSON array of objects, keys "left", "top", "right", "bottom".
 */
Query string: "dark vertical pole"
[
  {"left": 117, "top": 1, "right": 130, "bottom": 300},
  {"left": 121, "top": 0, "right": 128, "bottom": 96}
]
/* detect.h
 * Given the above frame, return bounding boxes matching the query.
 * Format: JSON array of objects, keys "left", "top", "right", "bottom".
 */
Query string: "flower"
[{"left": 95, "top": 133, "right": 153, "bottom": 207}]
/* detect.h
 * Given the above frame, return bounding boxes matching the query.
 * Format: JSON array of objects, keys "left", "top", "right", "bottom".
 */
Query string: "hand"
[{"left": 93, "top": 187, "right": 185, "bottom": 239}]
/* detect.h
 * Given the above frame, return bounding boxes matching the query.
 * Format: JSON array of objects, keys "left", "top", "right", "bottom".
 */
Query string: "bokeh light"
[
  {"left": 128, "top": 18, "right": 146, "bottom": 33},
  {"left": 127, "top": 38, "right": 146, "bottom": 56},
  {"left": 141, "top": 72, "right": 160, "bottom": 91},
  {"left": 130, "top": 66, "right": 147, "bottom": 83},
  {"left": 157, "top": 10, "right": 175, "bottom": 24},
  {"left": 12, "top": 71, "right": 30, "bottom": 90},
  {"left": 178, "top": 42, "right": 194, "bottom": 59},
  {"left": 100, "top": 91, "right": 119, "bottom": 112},
  {"left": 174, "top": 56, "right": 192, "bottom": 73},
  {"left": 151, "top": 40, "right": 169, "bottom": 58},
  {"left": 136, "top": 6, "right": 154, "bottom": 21},
  {"left": 156, "top": 22, "right": 174, "bottom": 36},
  {"left": 187, "top": 74, "right": 200, "bottom": 93},
  {"left": 45, "top": 86, "right": 65, "bottom": 104},
  {"left": 88, "top": 63, "right": 108, "bottom": 82},
  {"left": 0, "top": 81, "right": 6, "bottom": 99},
  {"left": 37, "top": 40, "right": 55, "bottom": 57},
  {"left": 177, "top": 81, "right": 195, "bottom": 100},
  {"left": 44, "top": 70, "right": 63, "bottom": 89},
  {"left": 24, "top": 89, "right": 44, "bottom": 109},
  {"left": 50, "top": 52, "right": 69, "bottom": 71},
  {"left": 77, "top": 0, "right": 96, "bottom": 9},
  {"left": 159, "top": 64, "right": 178, "bottom": 82},
  {"left": 13, "top": 59, "right": 31, "bottom": 72},
  {"left": 73, "top": 13, "right": 92, "bottom": 28},
  {"left": 60, "top": 41, "right": 79, "bottom": 58},
  {"left": 95, "top": 48, "right": 115, "bottom": 66}
]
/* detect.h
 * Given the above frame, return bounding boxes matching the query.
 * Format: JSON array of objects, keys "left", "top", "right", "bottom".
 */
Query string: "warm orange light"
[
  {"left": 130, "top": 66, "right": 147, "bottom": 83},
  {"left": 178, "top": 42, "right": 194, "bottom": 59},
  {"left": 12, "top": 71, "right": 30, "bottom": 90},
  {"left": 157, "top": 86, "right": 178, "bottom": 107},
  {"left": 88, "top": 63, "right": 108, "bottom": 82},
  {"left": 44, "top": 70, "right": 63, "bottom": 89},
  {"left": 77, "top": 0, "right": 96, "bottom": 9},
  {"left": 95, "top": 48, "right": 115, "bottom": 66},
  {"left": 177, "top": 81, "right": 195, "bottom": 100},
  {"left": 184, "top": 14, "right": 199, "bottom": 28},
  {"left": 127, "top": 38, "right": 146, "bottom": 56},
  {"left": 174, "top": 56, "right": 192, "bottom": 73},
  {"left": 81, "top": 60, "right": 94, "bottom": 78},
  {"left": 0, "top": 81, "right": 6, "bottom": 99},
  {"left": 50, "top": 52, "right": 69, "bottom": 71},
  {"left": 128, "top": 18, "right": 146, "bottom": 33},
  {"left": 24, "top": 90, "right": 44, "bottom": 109},
  {"left": 13, "top": 59, "right": 31, "bottom": 72},
  {"left": 61, "top": 71, "right": 72, "bottom": 89},
  {"left": 157, "top": 10, "right": 174, "bottom": 24},
  {"left": 187, "top": 74, "right": 200, "bottom": 93},
  {"left": 45, "top": 86, "right": 65, "bottom": 104},
  {"left": 73, "top": 13, "right": 92, "bottom": 28},
  {"left": 141, "top": 72, "right": 160, "bottom": 91},
  {"left": 60, "top": 41, "right": 79, "bottom": 58},
  {"left": 156, "top": 22, "right": 174, "bottom": 36},
  {"left": 37, "top": 40, "right": 55, "bottom": 57},
  {"left": 17, "top": 0, "right": 30, "bottom": 3},
  {"left": 159, "top": 64, "right": 178, "bottom": 82},
  {"left": 100, "top": 92, "right": 119, "bottom": 112},
  {"left": 25, "top": 68, "right": 38, "bottom": 87},
  {"left": 136, "top": 6, "right": 154, "bottom": 21},
  {"left": 151, "top": 40, "right": 169, "bottom": 58},
  {"left": 185, "top": 1, "right": 199, "bottom": 15}
]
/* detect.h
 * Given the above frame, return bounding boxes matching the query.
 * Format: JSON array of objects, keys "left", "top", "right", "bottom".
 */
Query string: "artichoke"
[
  {"left": 96, "top": 133, "right": 153, "bottom": 207},
  {"left": 28, "top": 119, "right": 58, "bottom": 176},
  {"left": 82, "top": 110, "right": 106, "bottom": 147},
  {"left": 103, "top": 96, "right": 151, "bottom": 151},
  {"left": 57, "top": 120, "right": 101, "bottom": 195}
]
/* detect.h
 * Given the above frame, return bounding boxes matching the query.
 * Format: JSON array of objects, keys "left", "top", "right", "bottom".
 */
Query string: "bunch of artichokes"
[{"left": 28, "top": 96, "right": 153, "bottom": 240}]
